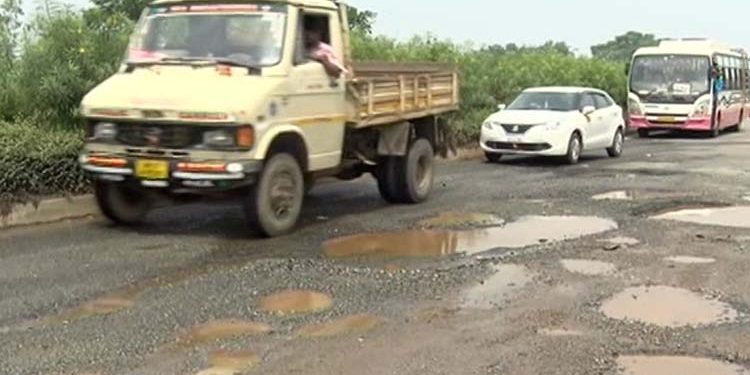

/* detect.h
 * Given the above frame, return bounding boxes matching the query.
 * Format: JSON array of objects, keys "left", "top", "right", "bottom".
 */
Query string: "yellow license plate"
[
  {"left": 657, "top": 116, "right": 676, "bottom": 123},
  {"left": 135, "top": 160, "right": 169, "bottom": 180}
]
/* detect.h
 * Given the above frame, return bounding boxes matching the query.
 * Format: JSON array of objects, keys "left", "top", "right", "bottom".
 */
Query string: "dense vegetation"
[{"left": 0, "top": 1, "right": 635, "bottom": 201}]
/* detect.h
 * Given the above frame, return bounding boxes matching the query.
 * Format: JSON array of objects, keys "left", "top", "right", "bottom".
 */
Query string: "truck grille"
[
  {"left": 500, "top": 124, "right": 535, "bottom": 134},
  {"left": 116, "top": 123, "right": 202, "bottom": 149}
]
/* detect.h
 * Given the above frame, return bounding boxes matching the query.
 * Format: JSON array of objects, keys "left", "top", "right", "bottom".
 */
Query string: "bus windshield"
[
  {"left": 127, "top": 3, "right": 287, "bottom": 68},
  {"left": 630, "top": 55, "right": 710, "bottom": 104}
]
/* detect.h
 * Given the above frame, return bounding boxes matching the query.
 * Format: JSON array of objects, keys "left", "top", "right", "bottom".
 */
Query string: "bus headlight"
[
  {"left": 627, "top": 99, "right": 643, "bottom": 116},
  {"left": 691, "top": 99, "right": 711, "bottom": 117}
]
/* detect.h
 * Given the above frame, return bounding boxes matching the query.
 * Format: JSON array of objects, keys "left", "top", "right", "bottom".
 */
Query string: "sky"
[{"left": 43, "top": 0, "right": 750, "bottom": 55}]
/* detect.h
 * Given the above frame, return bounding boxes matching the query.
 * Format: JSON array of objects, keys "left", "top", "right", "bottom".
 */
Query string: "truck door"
[{"left": 287, "top": 10, "right": 347, "bottom": 172}]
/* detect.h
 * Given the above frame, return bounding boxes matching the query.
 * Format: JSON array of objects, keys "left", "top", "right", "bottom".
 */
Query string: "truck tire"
[
  {"left": 395, "top": 138, "right": 435, "bottom": 203},
  {"left": 244, "top": 153, "right": 304, "bottom": 238},
  {"left": 376, "top": 156, "right": 403, "bottom": 203},
  {"left": 94, "top": 181, "right": 150, "bottom": 225}
]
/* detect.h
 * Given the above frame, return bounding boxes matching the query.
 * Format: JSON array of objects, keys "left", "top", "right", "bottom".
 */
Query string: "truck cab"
[{"left": 79, "top": 0, "right": 459, "bottom": 237}]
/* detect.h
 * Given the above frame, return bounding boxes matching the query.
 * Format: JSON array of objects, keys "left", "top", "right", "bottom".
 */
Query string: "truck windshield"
[
  {"left": 630, "top": 55, "right": 710, "bottom": 104},
  {"left": 127, "top": 3, "right": 287, "bottom": 68},
  {"left": 507, "top": 92, "right": 581, "bottom": 112}
]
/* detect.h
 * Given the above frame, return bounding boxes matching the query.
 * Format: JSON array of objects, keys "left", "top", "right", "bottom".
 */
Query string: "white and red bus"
[{"left": 627, "top": 39, "right": 750, "bottom": 137}]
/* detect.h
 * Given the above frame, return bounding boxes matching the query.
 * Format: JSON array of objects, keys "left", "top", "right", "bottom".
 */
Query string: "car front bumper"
[{"left": 480, "top": 128, "right": 569, "bottom": 156}]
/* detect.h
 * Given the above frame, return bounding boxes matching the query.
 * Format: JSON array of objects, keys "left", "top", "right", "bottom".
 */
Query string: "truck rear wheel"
[
  {"left": 244, "top": 153, "right": 304, "bottom": 238},
  {"left": 376, "top": 156, "right": 403, "bottom": 203},
  {"left": 376, "top": 138, "right": 435, "bottom": 204},
  {"left": 94, "top": 181, "right": 150, "bottom": 225}
]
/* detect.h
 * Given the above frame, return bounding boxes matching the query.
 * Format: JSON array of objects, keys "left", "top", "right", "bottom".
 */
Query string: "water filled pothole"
[
  {"left": 323, "top": 216, "right": 617, "bottom": 258},
  {"left": 195, "top": 350, "right": 260, "bottom": 375},
  {"left": 600, "top": 286, "right": 739, "bottom": 328},
  {"left": 417, "top": 212, "right": 505, "bottom": 229},
  {"left": 259, "top": 290, "right": 333, "bottom": 315},
  {"left": 297, "top": 314, "right": 381, "bottom": 338},
  {"left": 600, "top": 236, "right": 641, "bottom": 246},
  {"left": 592, "top": 191, "right": 632, "bottom": 201},
  {"left": 616, "top": 355, "right": 748, "bottom": 375},
  {"left": 561, "top": 259, "right": 616, "bottom": 276},
  {"left": 178, "top": 320, "right": 271, "bottom": 347},
  {"left": 653, "top": 206, "right": 750, "bottom": 228},
  {"left": 665, "top": 256, "right": 717, "bottom": 265},
  {"left": 461, "top": 264, "right": 532, "bottom": 309}
]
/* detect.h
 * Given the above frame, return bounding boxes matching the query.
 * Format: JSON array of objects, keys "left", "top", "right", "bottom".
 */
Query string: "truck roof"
[{"left": 150, "top": 0, "right": 339, "bottom": 9}]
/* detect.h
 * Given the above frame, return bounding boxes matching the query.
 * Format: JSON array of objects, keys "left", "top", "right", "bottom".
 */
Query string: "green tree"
[
  {"left": 90, "top": 0, "right": 148, "bottom": 21},
  {"left": 591, "top": 31, "right": 659, "bottom": 62},
  {"left": 347, "top": 5, "right": 376, "bottom": 35}
]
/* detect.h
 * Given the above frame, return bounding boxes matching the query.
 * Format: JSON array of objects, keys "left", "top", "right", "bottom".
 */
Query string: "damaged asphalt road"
[{"left": 4, "top": 131, "right": 750, "bottom": 374}]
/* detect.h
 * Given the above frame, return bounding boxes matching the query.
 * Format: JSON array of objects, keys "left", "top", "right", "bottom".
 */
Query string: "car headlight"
[
  {"left": 628, "top": 99, "right": 643, "bottom": 116},
  {"left": 483, "top": 121, "right": 494, "bottom": 130},
  {"left": 203, "top": 129, "right": 235, "bottom": 147},
  {"left": 691, "top": 99, "right": 711, "bottom": 117},
  {"left": 544, "top": 121, "right": 563, "bottom": 130},
  {"left": 93, "top": 122, "right": 117, "bottom": 140}
]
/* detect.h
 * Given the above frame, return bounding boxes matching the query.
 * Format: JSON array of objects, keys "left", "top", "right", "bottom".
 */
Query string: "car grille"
[
  {"left": 500, "top": 124, "right": 535, "bottom": 134},
  {"left": 116, "top": 123, "right": 203, "bottom": 149},
  {"left": 487, "top": 142, "right": 551, "bottom": 151}
]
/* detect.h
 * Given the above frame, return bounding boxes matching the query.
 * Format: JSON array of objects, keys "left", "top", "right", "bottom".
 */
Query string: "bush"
[{"left": 0, "top": 121, "right": 88, "bottom": 207}]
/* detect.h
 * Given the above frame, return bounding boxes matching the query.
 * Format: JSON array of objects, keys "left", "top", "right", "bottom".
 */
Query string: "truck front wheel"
[
  {"left": 94, "top": 181, "right": 150, "bottom": 225},
  {"left": 244, "top": 153, "right": 304, "bottom": 238}
]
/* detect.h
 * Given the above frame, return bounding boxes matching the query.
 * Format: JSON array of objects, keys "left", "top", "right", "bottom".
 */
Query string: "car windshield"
[
  {"left": 630, "top": 55, "right": 710, "bottom": 103},
  {"left": 126, "top": 3, "right": 287, "bottom": 68},
  {"left": 506, "top": 92, "right": 581, "bottom": 111}
]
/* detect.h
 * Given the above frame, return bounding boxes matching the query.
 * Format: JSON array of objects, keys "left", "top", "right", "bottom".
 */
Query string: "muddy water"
[
  {"left": 297, "top": 314, "right": 381, "bottom": 338},
  {"left": 461, "top": 264, "right": 532, "bottom": 309},
  {"left": 665, "top": 256, "right": 717, "bottom": 265},
  {"left": 259, "top": 290, "right": 333, "bottom": 315},
  {"left": 560, "top": 259, "right": 616, "bottom": 276},
  {"left": 323, "top": 216, "right": 617, "bottom": 258},
  {"left": 617, "top": 355, "right": 749, "bottom": 375},
  {"left": 195, "top": 350, "right": 260, "bottom": 375},
  {"left": 178, "top": 320, "right": 271, "bottom": 347},
  {"left": 417, "top": 212, "right": 505, "bottom": 229},
  {"left": 653, "top": 206, "right": 750, "bottom": 228},
  {"left": 592, "top": 191, "right": 632, "bottom": 201},
  {"left": 48, "top": 293, "right": 137, "bottom": 323},
  {"left": 600, "top": 286, "right": 740, "bottom": 328}
]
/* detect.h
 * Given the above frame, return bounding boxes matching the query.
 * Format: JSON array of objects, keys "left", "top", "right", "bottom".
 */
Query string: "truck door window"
[{"left": 295, "top": 13, "right": 331, "bottom": 65}]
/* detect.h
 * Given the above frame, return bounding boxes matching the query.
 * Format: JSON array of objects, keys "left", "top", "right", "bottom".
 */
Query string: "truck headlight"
[
  {"left": 93, "top": 122, "right": 117, "bottom": 140},
  {"left": 203, "top": 129, "right": 235, "bottom": 147}
]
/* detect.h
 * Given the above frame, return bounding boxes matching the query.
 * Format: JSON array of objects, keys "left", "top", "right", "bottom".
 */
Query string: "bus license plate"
[
  {"left": 657, "top": 116, "right": 676, "bottom": 123},
  {"left": 135, "top": 160, "right": 169, "bottom": 180}
]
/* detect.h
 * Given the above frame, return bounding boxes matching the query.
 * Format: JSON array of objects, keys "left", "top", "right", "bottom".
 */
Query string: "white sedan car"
[{"left": 480, "top": 87, "right": 625, "bottom": 164}]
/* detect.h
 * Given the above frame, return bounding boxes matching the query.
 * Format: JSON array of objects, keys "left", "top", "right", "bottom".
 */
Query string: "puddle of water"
[
  {"left": 195, "top": 350, "right": 260, "bottom": 375},
  {"left": 178, "top": 320, "right": 271, "bottom": 347},
  {"left": 606, "top": 162, "right": 679, "bottom": 171},
  {"left": 601, "top": 237, "right": 641, "bottom": 246},
  {"left": 653, "top": 206, "right": 750, "bottom": 228},
  {"left": 600, "top": 286, "right": 740, "bottom": 328},
  {"left": 462, "top": 264, "right": 532, "bottom": 309},
  {"left": 560, "top": 259, "right": 616, "bottom": 276},
  {"left": 417, "top": 212, "right": 505, "bottom": 229},
  {"left": 48, "top": 294, "right": 137, "bottom": 323},
  {"left": 538, "top": 328, "right": 584, "bottom": 337},
  {"left": 665, "top": 256, "right": 717, "bottom": 265},
  {"left": 617, "top": 355, "right": 748, "bottom": 375},
  {"left": 259, "top": 290, "right": 333, "bottom": 315},
  {"left": 593, "top": 191, "right": 632, "bottom": 201},
  {"left": 323, "top": 216, "right": 617, "bottom": 258},
  {"left": 297, "top": 314, "right": 381, "bottom": 338}
]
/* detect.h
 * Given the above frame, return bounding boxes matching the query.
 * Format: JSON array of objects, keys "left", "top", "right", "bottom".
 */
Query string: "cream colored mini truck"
[{"left": 78, "top": 0, "right": 459, "bottom": 237}]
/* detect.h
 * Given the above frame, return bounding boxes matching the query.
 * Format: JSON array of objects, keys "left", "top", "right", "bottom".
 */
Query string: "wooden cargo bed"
[{"left": 346, "top": 62, "right": 460, "bottom": 128}]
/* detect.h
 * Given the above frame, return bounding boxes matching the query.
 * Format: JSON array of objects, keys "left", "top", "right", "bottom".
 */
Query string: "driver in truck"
[{"left": 304, "top": 17, "right": 347, "bottom": 77}]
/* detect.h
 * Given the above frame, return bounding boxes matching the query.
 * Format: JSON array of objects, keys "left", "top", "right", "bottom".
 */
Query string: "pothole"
[
  {"left": 600, "top": 286, "right": 739, "bottom": 328},
  {"left": 461, "top": 264, "right": 532, "bottom": 309},
  {"left": 560, "top": 259, "right": 616, "bottom": 276},
  {"left": 664, "top": 256, "right": 717, "bottom": 265},
  {"left": 593, "top": 191, "right": 632, "bottom": 201},
  {"left": 323, "top": 216, "right": 617, "bottom": 258},
  {"left": 417, "top": 212, "right": 505, "bottom": 229},
  {"left": 48, "top": 294, "right": 137, "bottom": 323},
  {"left": 653, "top": 206, "right": 750, "bottom": 228},
  {"left": 616, "top": 355, "right": 748, "bottom": 375},
  {"left": 259, "top": 290, "right": 333, "bottom": 315},
  {"left": 195, "top": 350, "right": 260, "bottom": 375},
  {"left": 297, "top": 314, "right": 381, "bottom": 338},
  {"left": 600, "top": 237, "right": 641, "bottom": 246},
  {"left": 177, "top": 320, "right": 271, "bottom": 347}
]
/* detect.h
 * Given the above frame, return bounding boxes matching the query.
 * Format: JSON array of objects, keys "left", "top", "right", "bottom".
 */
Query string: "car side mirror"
[
  {"left": 581, "top": 105, "right": 596, "bottom": 116},
  {"left": 497, "top": 104, "right": 506, "bottom": 111}
]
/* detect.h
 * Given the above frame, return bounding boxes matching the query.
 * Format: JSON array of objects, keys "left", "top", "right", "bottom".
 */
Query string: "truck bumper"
[{"left": 79, "top": 153, "right": 263, "bottom": 193}]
